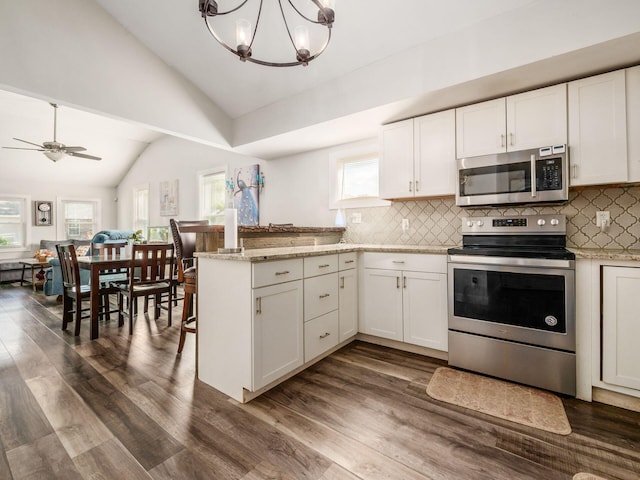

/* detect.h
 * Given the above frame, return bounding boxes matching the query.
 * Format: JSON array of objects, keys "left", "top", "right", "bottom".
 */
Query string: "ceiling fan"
[{"left": 2, "top": 102, "right": 102, "bottom": 162}]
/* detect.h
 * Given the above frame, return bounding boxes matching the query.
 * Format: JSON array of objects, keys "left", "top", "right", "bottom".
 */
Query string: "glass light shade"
[
  {"left": 236, "top": 18, "right": 252, "bottom": 47},
  {"left": 44, "top": 151, "right": 65, "bottom": 162},
  {"left": 294, "top": 25, "right": 309, "bottom": 51}
]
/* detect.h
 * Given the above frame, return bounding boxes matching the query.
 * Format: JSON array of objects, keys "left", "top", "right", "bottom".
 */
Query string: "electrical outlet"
[
  {"left": 351, "top": 212, "right": 362, "bottom": 224},
  {"left": 596, "top": 211, "right": 611, "bottom": 228},
  {"left": 401, "top": 218, "right": 409, "bottom": 231}
]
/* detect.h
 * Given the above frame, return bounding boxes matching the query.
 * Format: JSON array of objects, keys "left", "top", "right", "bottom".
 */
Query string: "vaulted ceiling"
[{"left": 1, "top": 0, "right": 640, "bottom": 187}]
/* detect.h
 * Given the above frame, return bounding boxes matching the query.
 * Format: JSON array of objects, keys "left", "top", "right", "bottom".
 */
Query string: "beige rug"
[
  {"left": 426, "top": 367, "right": 572, "bottom": 435},
  {"left": 573, "top": 474, "right": 609, "bottom": 480}
]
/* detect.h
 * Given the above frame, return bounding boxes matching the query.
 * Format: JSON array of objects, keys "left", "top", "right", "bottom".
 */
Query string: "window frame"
[
  {"left": 329, "top": 142, "right": 390, "bottom": 210},
  {"left": 0, "top": 194, "right": 31, "bottom": 252},
  {"left": 197, "top": 167, "right": 227, "bottom": 225},
  {"left": 132, "top": 184, "right": 150, "bottom": 235},
  {"left": 56, "top": 197, "right": 101, "bottom": 241}
]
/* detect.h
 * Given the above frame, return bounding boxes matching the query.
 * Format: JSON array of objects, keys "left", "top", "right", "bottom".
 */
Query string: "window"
[
  {"left": 57, "top": 198, "right": 100, "bottom": 240},
  {"left": 133, "top": 185, "right": 149, "bottom": 235},
  {"left": 329, "top": 142, "right": 390, "bottom": 209},
  {"left": 199, "top": 170, "right": 226, "bottom": 224},
  {"left": 0, "top": 195, "right": 29, "bottom": 250}
]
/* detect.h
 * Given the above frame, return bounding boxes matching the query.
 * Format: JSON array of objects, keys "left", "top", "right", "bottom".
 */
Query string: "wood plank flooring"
[{"left": 1, "top": 283, "right": 639, "bottom": 479}]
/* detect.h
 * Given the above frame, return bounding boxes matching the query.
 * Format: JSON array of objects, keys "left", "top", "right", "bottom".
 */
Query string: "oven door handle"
[
  {"left": 531, "top": 153, "right": 537, "bottom": 198},
  {"left": 448, "top": 254, "right": 574, "bottom": 269}
]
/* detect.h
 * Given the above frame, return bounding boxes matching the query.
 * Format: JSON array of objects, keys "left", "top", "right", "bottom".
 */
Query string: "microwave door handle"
[{"left": 530, "top": 154, "right": 537, "bottom": 198}]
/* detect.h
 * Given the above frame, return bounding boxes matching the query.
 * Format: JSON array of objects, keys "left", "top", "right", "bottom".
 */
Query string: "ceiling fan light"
[{"left": 44, "top": 151, "right": 65, "bottom": 162}]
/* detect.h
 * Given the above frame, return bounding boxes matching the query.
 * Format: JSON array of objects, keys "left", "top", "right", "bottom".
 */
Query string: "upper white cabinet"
[
  {"left": 456, "top": 84, "right": 567, "bottom": 158},
  {"left": 627, "top": 66, "right": 640, "bottom": 182},
  {"left": 602, "top": 266, "right": 640, "bottom": 391},
  {"left": 380, "top": 110, "right": 456, "bottom": 200},
  {"left": 568, "top": 70, "right": 628, "bottom": 186}
]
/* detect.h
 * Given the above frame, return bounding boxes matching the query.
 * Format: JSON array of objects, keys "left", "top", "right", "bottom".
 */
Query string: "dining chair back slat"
[{"left": 56, "top": 243, "right": 91, "bottom": 335}]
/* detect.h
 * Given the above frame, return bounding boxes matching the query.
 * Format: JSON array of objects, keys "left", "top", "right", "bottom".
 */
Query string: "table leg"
[
  {"left": 90, "top": 265, "right": 100, "bottom": 340},
  {"left": 31, "top": 266, "right": 36, "bottom": 292},
  {"left": 21, "top": 264, "right": 27, "bottom": 286}
]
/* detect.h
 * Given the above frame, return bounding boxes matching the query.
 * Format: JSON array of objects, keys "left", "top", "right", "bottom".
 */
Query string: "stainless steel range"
[{"left": 447, "top": 214, "right": 576, "bottom": 396}]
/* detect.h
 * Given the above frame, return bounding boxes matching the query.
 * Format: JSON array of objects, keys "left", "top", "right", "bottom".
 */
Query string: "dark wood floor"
[{"left": 1, "top": 284, "right": 639, "bottom": 480}]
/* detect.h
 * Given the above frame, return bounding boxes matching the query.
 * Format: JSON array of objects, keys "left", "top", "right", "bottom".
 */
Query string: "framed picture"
[
  {"left": 160, "top": 179, "right": 179, "bottom": 216},
  {"left": 233, "top": 164, "right": 260, "bottom": 226},
  {"left": 147, "top": 226, "right": 169, "bottom": 243}
]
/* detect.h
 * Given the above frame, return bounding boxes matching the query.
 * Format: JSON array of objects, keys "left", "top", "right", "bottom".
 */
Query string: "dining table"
[{"left": 77, "top": 253, "right": 130, "bottom": 340}]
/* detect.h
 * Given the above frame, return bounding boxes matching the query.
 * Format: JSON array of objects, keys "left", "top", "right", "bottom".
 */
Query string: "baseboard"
[{"left": 593, "top": 387, "right": 640, "bottom": 413}]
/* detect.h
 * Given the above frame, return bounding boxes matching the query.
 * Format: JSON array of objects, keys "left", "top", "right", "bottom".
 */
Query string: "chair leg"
[
  {"left": 74, "top": 298, "right": 82, "bottom": 336},
  {"left": 61, "top": 292, "right": 72, "bottom": 330},
  {"left": 177, "top": 289, "right": 192, "bottom": 353},
  {"left": 129, "top": 295, "right": 135, "bottom": 335},
  {"left": 118, "top": 293, "right": 124, "bottom": 327},
  {"left": 103, "top": 293, "right": 111, "bottom": 321}
]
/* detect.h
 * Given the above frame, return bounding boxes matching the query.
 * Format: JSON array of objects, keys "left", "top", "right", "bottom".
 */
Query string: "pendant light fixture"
[{"left": 198, "top": 0, "right": 335, "bottom": 67}]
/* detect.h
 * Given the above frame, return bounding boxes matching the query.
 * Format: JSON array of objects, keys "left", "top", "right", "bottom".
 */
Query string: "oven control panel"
[{"left": 462, "top": 214, "right": 566, "bottom": 234}]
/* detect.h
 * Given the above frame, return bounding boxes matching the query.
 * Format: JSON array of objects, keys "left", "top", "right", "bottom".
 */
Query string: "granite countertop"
[
  {"left": 195, "top": 243, "right": 640, "bottom": 263},
  {"left": 570, "top": 248, "right": 640, "bottom": 261},
  {"left": 195, "top": 243, "right": 453, "bottom": 262},
  {"left": 179, "top": 224, "right": 345, "bottom": 233}
]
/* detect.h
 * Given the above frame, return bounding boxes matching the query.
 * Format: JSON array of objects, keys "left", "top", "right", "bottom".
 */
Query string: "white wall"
[
  {"left": 0, "top": 180, "right": 117, "bottom": 260},
  {"left": 117, "top": 135, "right": 377, "bottom": 231},
  {"left": 116, "top": 136, "right": 264, "bottom": 228}
]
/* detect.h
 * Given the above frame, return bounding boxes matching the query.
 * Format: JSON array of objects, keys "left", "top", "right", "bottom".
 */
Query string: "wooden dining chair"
[
  {"left": 91, "top": 241, "right": 128, "bottom": 320},
  {"left": 170, "top": 219, "right": 205, "bottom": 353},
  {"left": 56, "top": 243, "right": 91, "bottom": 336},
  {"left": 115, "top": 243, "right": 175, "bottom": 334}
]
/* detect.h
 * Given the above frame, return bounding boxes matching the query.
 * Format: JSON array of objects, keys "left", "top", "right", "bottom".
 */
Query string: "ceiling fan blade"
[
  {"left": 63, "top": 146, "right": 87, "bottom": 152},
  {"left": 67, "top": 151, "right": 102, "bottom": 161},
  {"left": 2, "top": 146, "right": 45, "bottom": 151},
  {"left": 12, "top": 138, "right": 45, "bottom": 148}
]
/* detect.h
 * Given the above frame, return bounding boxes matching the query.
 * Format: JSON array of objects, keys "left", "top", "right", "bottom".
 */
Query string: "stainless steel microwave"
[{"left": 456, "top": 145, "right": 569, "bottom": 207}]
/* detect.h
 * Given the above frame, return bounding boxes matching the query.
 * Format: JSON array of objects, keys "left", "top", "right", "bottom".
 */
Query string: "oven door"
[{"left": 448, "top": 256, "right": 575, "bottom": 352}]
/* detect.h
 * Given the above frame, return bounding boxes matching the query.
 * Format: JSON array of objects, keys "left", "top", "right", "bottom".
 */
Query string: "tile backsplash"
[{"left": 344, "top": 185, "right": 640, "bottom": 250}]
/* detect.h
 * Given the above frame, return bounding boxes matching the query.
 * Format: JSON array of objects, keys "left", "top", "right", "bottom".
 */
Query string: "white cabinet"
[
  {"left": 568, "top": 70, "right": 628, "bottom": 186},
  {"left": 456, "top": 84, "right": 567, "bottom": 158},
  {"left": 338, "top": 252, "right": 358, "bottom": 342},
  {"left": 626, "top": 66, "right": 640, "bottom": 182},
  {"left": 303, "top": 254, "right": 340, "bottom": 362},
  {"left": 602, "top": 266, "right": 640, "bottom": 391},
  {"left": 380, "top": 110, "right": 456, "bottom": 199},
  {"left": 253, "top": 280, "right": 304, "bottom": 390},
  {"left": 360, "top": 253, "right": 448, "bottom": 351}
]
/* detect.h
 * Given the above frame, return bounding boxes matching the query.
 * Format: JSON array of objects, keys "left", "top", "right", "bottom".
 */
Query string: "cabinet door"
[
  {"left": 253, "top": 280, "right": 304, "bottom": 390},
  {"left": 568, "top": 70, "right": 628, "bottom": 186},
  {"left": 506, "top": 83, "right": 567, "bottom": 151},
  {"left": 402, "top": 271, "right": 448, "bottom": 351},
  {"left": 602, "top": 267, "right": 640, "bottom": 391},
  {"left": 414, "top": 110, "right": 456, "bottom": 196},
  {"left": 361, "top": 269, "right": 403, "bottom": 341},
  {"left": 627, "top": 66, "right": 640, "bottom": 182},
  {"left": 339, "top": 268, "right": 358, "bottom": 342},
  {"left": 456, "top": 98, "right": 506, "bottom": 158},
  {"left": 379, "top": 119, "right": 415, "bottom": 199}
]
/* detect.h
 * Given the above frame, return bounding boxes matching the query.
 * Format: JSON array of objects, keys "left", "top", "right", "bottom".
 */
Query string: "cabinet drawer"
[
  {"left": 304, "top": 272, "right": 338, "bottom": 321},
  {"left": 361, "top": 252, "right": 446, "bottom": 273},
  {"left": 252, "top": 258, "right": 303, "bottom": 288},
  {"left": 304, "top": 310, "right": 339, "bottom": 362},
  {"left": 338, "top": 252, "right": 358, "bottom": 270},
  {"left": 304, "top": 254, "right": 338, "bottom": 277}
]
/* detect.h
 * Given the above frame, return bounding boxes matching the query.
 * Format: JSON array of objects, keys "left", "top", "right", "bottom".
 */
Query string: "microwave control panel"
[{"left": 537, "top": 157, "right": 563, "bottom": 191}]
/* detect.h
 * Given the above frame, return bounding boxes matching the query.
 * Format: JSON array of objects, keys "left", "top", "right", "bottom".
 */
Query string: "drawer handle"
[
  {"left": 392, "top": 260, "right": 405, "bottom": 264},
  {"left": 344, "top": 260, "right": 354, "bottom": 264},
  {"left": 319, "top": 332, "right": 331, "bottom": 339},
  {"left": 318, "top": 264, "right": 330, "bottom": 268},
  {"left": 275, "top": 270, "right": 290, "bottom": 276},
  {"left": 319, "top": 293, "right": 330, "bottom": 299}
]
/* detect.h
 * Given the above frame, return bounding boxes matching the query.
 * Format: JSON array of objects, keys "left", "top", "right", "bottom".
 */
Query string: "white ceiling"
[{"left": 2, "top": 0, "right": 640, "bottom": 187}]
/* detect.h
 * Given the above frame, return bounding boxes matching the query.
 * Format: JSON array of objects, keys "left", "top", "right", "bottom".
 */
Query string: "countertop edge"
[{"left": 195, "top": 244, "right": 453, "bottom": 262}]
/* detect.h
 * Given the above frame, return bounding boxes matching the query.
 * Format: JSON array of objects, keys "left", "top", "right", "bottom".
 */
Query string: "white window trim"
[
  {"left": 0, "top": 194, "right": 31, "bottom": 253},
  {"left": 56, "top": 196, "right": 102, "bottom": 240},
  {"left": 132, "top": 183, "right": 150, "bottom": 234},
  {"left": 197, "top": 166, "right": 227, "bottom": 221},
  {"left": 329, "top": 143, "right": 390, "bottom": 210}
]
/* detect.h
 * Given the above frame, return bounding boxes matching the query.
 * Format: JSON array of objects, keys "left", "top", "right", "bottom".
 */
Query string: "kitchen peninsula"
[{"left": 196, "top": 243, "right": 450, "bottom": 403}]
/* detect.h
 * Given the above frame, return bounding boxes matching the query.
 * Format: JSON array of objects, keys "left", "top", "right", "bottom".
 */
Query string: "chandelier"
[{"left": 198, "top": 0, "right": 335, "bottom": 67}]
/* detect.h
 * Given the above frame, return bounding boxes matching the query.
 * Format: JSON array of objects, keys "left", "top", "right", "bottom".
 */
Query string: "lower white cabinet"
[
  {"left": 338, "top": 267, "right": 358, "bottom": 341},
  {"left": 602, "top": 266, "right": 640, "bottom": 391},
  {"left": 304, "top": 310, "right": 339, "bottom": 362},
  {"left": 360, "top": 253, "right": 448, "bottom": 351},
  {"left": 253, "top": 280, "right": 304, "bottom": 390}
]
